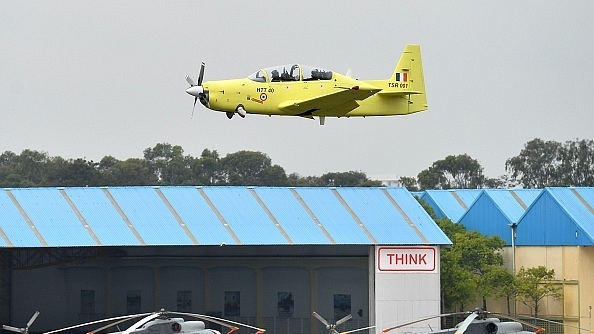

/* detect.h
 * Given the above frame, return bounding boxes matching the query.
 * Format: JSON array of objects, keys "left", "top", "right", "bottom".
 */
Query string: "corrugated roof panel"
[
  {"left": 422, "top": 190, "right": 478, "bottom": 222},
  {"left": 201, "top": 187, "right": 287, "bottom": 244},
  {"left": 548, "top": 188, "right": 594, "bottom": 242},
  {"left": 454, "top": 189, "right": 482, "bottom": 206},
  {"left": 459, "top": 191, "right": 514, "bottom": 244},
  {"left": 573, "top": 187, "right": 594, "bottom": 241},
  {"left": 294, "top": 188, "right": 372, "bottom": 244},
  {"left": 485, "top": 189, "right": 537, "bottom": 222},
  {"left": 63, "top": 188, "right": 141, "bottom": 246},
  {"left": 158, "top": 186, "right": 236, "bottom": 245},
  {"left": 9, "top": 188, "right": 95, "bottom": 246},
  {"left": 336, "top": 188, "right": 424, "bottom": 244},
  {"left": 516, "top": 188, "right": 594, "bottom": 245},
  {"left": 107, "top": 187, "right": 193, "bottom": 245},
  {"left": 253, "top": 187, "right": 329, "bottom": 244},
  {"left": 512, "top": 189, "right": 541, "bottom": 207},
  {"left": 0, "top": 190, "right": 42, "bottom": 247},
  {"left": 574, "top": 187, "right": 594, "bottom": 204},
  {"left": 384, "top": 188, "right": 451, "bottom": 245}
]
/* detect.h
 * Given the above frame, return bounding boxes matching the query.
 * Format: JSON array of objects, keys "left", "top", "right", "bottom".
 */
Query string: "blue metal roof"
[
  {"left": 418, "top": 189, "right": 482, "bottom": 222},
  {"left": 458, "top": 189, "right": 541, "bottom": 244},
  {"left": 516, "top": 187, "right": 594, "bottom": 245},
  {"left": 0, "top": 186, "right": 452, "bottom": 247}
]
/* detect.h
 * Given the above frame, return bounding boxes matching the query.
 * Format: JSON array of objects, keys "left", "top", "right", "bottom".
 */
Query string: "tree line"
[
  {"left": 0, "top": 143, "right": 380, "bottom": 188},
  {"left": 1, "top": 138, "right": 592, "bottom": 189},
  {"left": 400, "top": 138, "right": 594, "bottom": 190}
]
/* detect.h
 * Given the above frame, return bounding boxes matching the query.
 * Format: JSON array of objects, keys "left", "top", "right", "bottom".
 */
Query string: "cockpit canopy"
[{"left": 248, "top": 64, "right": 333, "bottom": 83}]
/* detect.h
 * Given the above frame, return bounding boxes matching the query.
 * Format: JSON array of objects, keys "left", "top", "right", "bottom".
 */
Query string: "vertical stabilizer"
[{"left": 366, "top": 44, "right": 427, "bottom": 115}]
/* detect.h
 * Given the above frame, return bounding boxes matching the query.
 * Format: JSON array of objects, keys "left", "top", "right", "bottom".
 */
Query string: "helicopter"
[
  {"left": 2, "top": 309, "right": 265, "bottom": 334},
  {"left": 316, "top": 309, "right": 591, "bottom": 334}
]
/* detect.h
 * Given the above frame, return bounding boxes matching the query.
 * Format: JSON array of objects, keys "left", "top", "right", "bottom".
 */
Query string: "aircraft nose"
[{"left": 186, "top": 86, "right": 204, "bottom": 97}]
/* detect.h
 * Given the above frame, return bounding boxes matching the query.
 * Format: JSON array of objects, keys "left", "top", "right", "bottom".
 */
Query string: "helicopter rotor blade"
[
  {"left": 312, "top": 312, "right": 330, "bottom": 327},
  {"left": 43, "top": 313, "right": 152, "bottom": 334},
  {"left": 335, "top": 314, "right": 352, "bottom": 327},
  {"left": 454, "top": 312, "right": 479, "bottom": 334},
  {"left": 2, "top": 311, "right": 40, "bottom": 334},
  {"left": 87, "top": 316, "right": 143, "bottom": 334},
  {"left": 122, "top": 313, "right": 162, "bottom": 334},
  {"left": 339, "top": 325, "right": 376, "bottom": 334},
  {"left": 26, "top": 311, "right": 40, "bottom": 329},
  {"left": 2, "top": 325, "right": 23, "bottom": 333},
  {"left": 170, "top": 311, "right": 266, "bottom": 333},
  {"left": 381, "top": 312, "right": 468, "bottom": 333}
]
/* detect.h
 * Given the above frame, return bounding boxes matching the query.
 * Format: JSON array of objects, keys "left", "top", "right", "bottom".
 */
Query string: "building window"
[
  {"left": 277, "top": 292, "right": 294, "bottom": 317},
  {"left": 333, "top": 294, "right": 351, "bottom": 321},
  {"left": 177, "top": 290, "right": 192, "bottom": 312},
  {"left": 127, "top": 290, "right": 141, "bottom": 314},
  {"left": 81, "top": 290, "right": 95, "bottom": 314},
  {"left": 224, "top": 291, "right": 240, "bottom": 317}
]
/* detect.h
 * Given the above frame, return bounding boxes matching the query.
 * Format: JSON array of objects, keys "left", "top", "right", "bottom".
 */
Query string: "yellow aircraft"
[{"left": 185, "top": 44, "right": 427, "bottom": 125}]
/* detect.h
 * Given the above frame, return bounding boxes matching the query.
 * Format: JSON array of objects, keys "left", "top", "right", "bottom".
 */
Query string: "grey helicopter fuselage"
[
  {"left": 120, "top": 317, "right": 221, "bottom": 334},
  {"left": 430, "top": 318, "right": 534, "bottom": 334}
]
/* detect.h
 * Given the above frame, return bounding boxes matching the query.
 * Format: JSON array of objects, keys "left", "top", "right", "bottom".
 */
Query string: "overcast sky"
[{"left": 2, "top": 1, "right": 593, "bottom": 181}]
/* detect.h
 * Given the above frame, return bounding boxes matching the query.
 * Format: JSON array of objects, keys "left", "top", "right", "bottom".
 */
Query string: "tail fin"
[{"left": 372, "top": 44, "right": 428, "bottom": 114}]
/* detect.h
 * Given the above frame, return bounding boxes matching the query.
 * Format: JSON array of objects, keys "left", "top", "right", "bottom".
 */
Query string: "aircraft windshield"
[
  {"left": 248, "top": 70, "right": 267, "bottom": 82},
  {"left": 248, "top": 64, "right": 333, "bottom": 82}
]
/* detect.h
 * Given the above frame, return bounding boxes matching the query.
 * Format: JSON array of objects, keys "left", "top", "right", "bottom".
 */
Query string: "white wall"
[{"left": 374, "top": 246, "right": 441, "bottom": 334}]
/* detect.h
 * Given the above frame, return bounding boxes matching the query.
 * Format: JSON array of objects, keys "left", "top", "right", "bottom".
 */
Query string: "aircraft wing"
[{"left": 278, "top": 85, "right": 380, "bottom": 117}]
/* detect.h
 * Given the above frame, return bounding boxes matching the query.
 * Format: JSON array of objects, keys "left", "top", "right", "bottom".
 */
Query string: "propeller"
[
  {"left": 2, "top": 311, "right": 40, "bottom": 334},
  {"left": 186, "top": 62, "right": 206, "bottom": 116},
  {"left": 313, "top": 312, "right": 352, "bottom": 334}
]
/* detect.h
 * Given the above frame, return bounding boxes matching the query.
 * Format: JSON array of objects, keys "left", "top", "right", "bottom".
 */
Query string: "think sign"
[{"left": 377, "top": 247, "right": 436, "bottom": 272}]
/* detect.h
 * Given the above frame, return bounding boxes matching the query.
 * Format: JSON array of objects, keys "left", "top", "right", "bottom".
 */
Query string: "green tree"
[
  {"left": 220, "top": 150, "right": 275, "bottom": 185},
  {"left": 558, "top": 139, "right": 594, "bottom": 186},
  {"left": 417, "top": 154, "right": 486, "bottom": 190},
  {"left": 319, "top": 171, "right": 381, "bottom": 187},
  {"left": 436, "top": 218, "right": 477, "bottom": 311},
  {"left": 191, "top": 149, "right": 222, "bottom": 185},
  {"left": 505, "top": 138, "right": 562, "bottom": 188},
  {"left": 144, "top": 143, "right": 192, "bottom": 185},
  {"left": 399, "top": 176, "right": 419, "bottom": 191},
  {"left": 506, "top": 138, "right": 594, "bottom": 188},
  {"left": 434, "top": 218, "right": 511, "bottom": 312},
  {"left": 14, "top": 149, "right": 51, "bottom": 185},
  {"left": 103, "top": 158, "right": 155, "bottom": 185},
  {"left": 515, "top": 266, "right": 563, "bottom": 317},
  {"left": 258, "top": 164, "right": 289, "bottom": 186},
  {"left": 44, "top": 157, "right": 102, "bottom": 186},
  {"left": 287, "top": 173, "right": 322, "bottom": 186}
]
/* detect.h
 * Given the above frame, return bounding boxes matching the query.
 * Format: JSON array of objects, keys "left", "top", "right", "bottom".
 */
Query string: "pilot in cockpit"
[{"left": 280, "top": 68, "right": 292, "bottom": 81}]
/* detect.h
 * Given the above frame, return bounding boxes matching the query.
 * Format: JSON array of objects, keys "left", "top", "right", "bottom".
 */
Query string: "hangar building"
[
  {"left": 0, "top": 186, "right": 451, "bottom": 334},
  {"left": 420, "top": 187, "right": 594, "bottom": 334}
]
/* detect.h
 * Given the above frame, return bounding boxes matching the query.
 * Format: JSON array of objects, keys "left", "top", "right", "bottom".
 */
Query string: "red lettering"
[
  {"left": 419, "top": 254, "right": 427, "bottom": 264},
  {"left": 386, "top": 253, "right": 427, "bottom": 266}
]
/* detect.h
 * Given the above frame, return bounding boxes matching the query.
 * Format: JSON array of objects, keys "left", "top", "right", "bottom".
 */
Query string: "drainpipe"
[{"left": 508, "top": 223, "right": 517, "bottom": 274}]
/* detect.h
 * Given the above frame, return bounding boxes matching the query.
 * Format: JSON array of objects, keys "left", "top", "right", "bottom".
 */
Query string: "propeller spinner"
[{"left": 185, "top": 62, "right": 208, "bottom": 115}]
